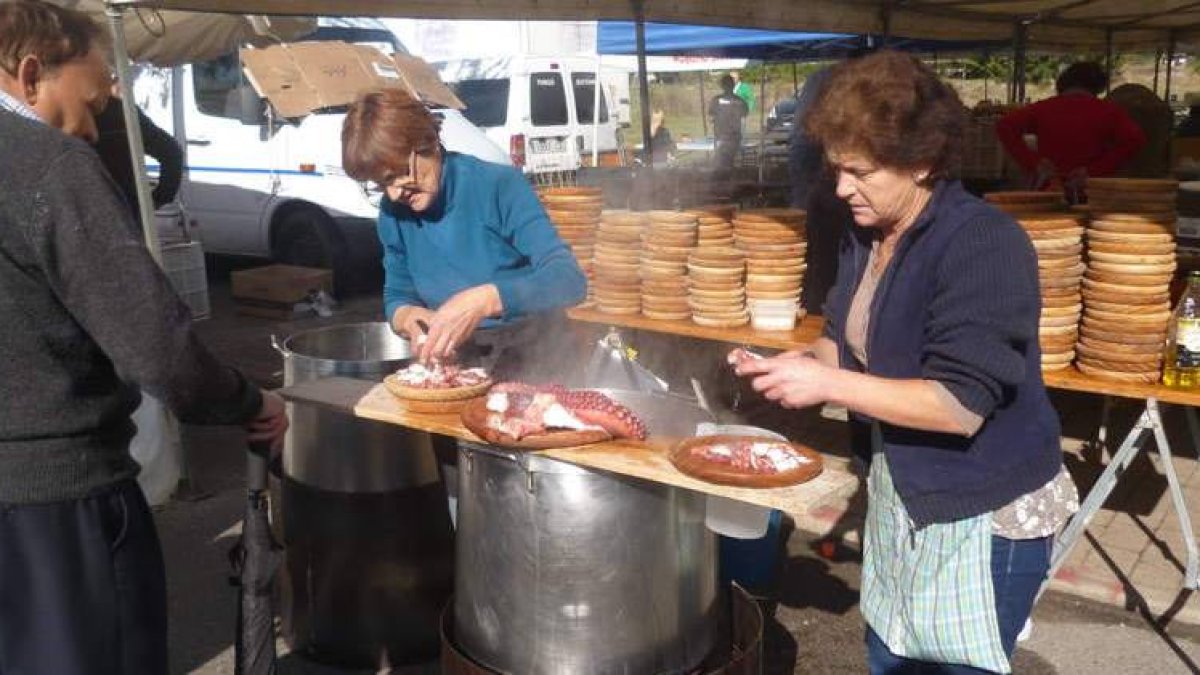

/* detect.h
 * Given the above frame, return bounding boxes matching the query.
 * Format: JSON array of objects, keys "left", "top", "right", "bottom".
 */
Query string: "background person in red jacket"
[{"left": 996, "top": 61, "right": 1146, "bottom": 203}]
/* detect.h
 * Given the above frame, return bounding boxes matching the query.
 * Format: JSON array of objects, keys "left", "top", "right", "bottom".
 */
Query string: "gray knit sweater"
[{"left": 0, "top": 110, "right": 262, "bottom": 504}]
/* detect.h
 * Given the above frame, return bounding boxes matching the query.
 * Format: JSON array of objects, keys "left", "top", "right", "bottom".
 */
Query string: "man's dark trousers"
[{"left": 0, "top": 479, "right": 168, "bottom": 674}]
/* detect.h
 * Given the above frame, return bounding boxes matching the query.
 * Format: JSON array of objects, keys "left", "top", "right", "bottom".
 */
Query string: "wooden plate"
[
  {"left": 985, "top": 191, "right": 1065, "bottom": 204},
  {"left": 1087, "top": 251, "right": 1176, "bottom": 265},
  {"left": 459, "top": 397, "right": 613, "bottom": 449},
  {"left": 1076, "top": 344, "right": 1164, "bottom": 364},
  {"left": 1075, "top": 363, "right": 1161, "bottom": 383},
  {"left": 383, "top": 375, "right": 493, "bottom": 402},
  {"left": 1086, "top": 229, "right": 1174, "bottom": 244},
  {"left": 1087, "top": 261, "right": 1177, "bottom": 275},
  {"left": 1089, "top": 220, "right": 1175, "bottom": 235},
  {"left": 670, "top": 434, "right": 823, "bottom": 488},
  {"left": 642, "top": 309, "right": 692, "bottom": 321},
  {"left": 1019, "top": 217, "right": 1084, "bottom": 230},
  {"left": 1042, "top": 293, "right": 1083, "bottom": 308},
  {"left": 1082, "top": 308, "right": 1171, "bottom": 324},
  {"left": 1087, "top": 241, "right": 1177, "bottom": 255},
  {"left": 1087, "top": 177, "right": 1179, "bottom": 191},
  {"left": 1077, "top": 337, "right": 1163, "bottom": 355},
  {"left": 1082, "top": 299, "right": 1170, "bottom": 314},
  {"left": 692, "top": 313, "right": 749, "bottom": 328},
  {"left": 1025, "top": 226, "right": 1084, "bottom": 241}
]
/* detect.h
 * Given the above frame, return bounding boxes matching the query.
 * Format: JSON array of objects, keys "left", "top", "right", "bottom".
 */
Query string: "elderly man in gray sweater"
[{"left": 0, "top": 2, "right": 287, "bottom": 673}]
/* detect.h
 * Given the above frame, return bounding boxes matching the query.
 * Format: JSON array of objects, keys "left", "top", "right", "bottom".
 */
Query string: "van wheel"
[{"left": 274, "top": 208, "right": 349, "bottom": 296}]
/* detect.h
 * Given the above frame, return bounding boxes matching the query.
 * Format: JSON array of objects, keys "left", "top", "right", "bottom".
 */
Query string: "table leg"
[
  {"left": 1047, "top": 405, "right": 1154, "bottom": 587},
  {"left": 1149, "top": 400, "right": 1200, "bottom": 590}
]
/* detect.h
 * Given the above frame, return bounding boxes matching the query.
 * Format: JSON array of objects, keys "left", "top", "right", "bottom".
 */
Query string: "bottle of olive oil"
[{"left": 1163, "top": 272, "right": 1200, "bottom": 388}]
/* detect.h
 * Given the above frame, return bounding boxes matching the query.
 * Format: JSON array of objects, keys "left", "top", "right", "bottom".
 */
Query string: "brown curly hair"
[
  {"left": 342, "top": 88, "right": 442, "bottom": 183},
  {"left": 805, "top": 50, "right": 965, "bottom": 180}
]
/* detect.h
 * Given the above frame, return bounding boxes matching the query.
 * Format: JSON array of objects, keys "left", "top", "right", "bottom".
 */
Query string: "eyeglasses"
[{"left": 361, "top": 148, "right": 422, "bottom": 205}]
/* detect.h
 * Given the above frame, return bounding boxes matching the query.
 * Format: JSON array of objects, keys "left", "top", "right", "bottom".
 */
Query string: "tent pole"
[
  {"left": 757, "top": 66, "right": 766, "bottom": 187},
  {"left": 880, "top": 2, "right": 893, "bottom": 46},
  {"left": 1166, "top": 31, "right": 1177, "bottom": 105},
  {"left": 633, "top": 0, "right": 653, "bottom": 171},
  {"left": 699, "top": 71, "right": 708, "bottom": 138},
  {"left": 1104, "top": 29, "right": 1114, "bottom": 95},
  {"left": 106, "top": 4, "right": 162, "bottom": 265},
  {"left": 592, "top": 52, "right": 601, "bottom": 169},
  {"left": 1153, "top": 48, "right": 1162, "bottom": 96},
  {"left": 1010, "top": 21, "right": 1027, "bottom": 105},
  {"left": 1017, "top": 20, "right": 1027, "bottom": 103}
]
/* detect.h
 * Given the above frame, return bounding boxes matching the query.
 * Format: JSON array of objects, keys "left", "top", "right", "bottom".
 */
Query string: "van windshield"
[{"left": 452, "top": 80, "right": 510, "bottom": 128}]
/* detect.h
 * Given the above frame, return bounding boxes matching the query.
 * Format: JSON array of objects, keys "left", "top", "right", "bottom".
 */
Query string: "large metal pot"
[
  {"left": 454, "top": 390, "right": 719, "bottom": 674},
  {"left": 274, "top": 322, "right": 454, "bottom": 667}
]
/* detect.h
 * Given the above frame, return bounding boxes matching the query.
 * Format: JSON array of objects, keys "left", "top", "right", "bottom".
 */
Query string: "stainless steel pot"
[
  {"left": 454, "top": 390, "right": 719, "bottom": 675},
  {"left": 275, "top": 321, "right": 438, "bottom": 493},
  {"left": 273, "top": 322, "right": 453, "bottom": 667}
]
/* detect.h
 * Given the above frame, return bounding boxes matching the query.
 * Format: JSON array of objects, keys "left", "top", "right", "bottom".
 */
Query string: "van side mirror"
[{"left": 237, "top": 85, "right": 266, "bottom": 126}]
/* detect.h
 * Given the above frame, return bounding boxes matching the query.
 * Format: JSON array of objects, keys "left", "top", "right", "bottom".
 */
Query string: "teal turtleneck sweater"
[{"left": 377, "top": 151, "right": 586, "bottom": 327}]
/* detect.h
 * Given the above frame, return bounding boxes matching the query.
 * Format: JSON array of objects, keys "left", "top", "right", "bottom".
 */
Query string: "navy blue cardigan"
[{"left": 823, "top": 180, "right": 1063, "bottom": 527}]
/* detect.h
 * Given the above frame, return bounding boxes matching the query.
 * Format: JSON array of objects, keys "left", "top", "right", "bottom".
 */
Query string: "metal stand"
[
  {"left": 1047, "top": 398, "right": 1200, "bottom": 593},
  {"left": 583, "top": 327, "right": 669, "bottom": 393}
]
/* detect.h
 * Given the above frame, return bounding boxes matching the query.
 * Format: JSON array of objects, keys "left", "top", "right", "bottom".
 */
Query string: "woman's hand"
[
  {"left": 245, "top": 390, "right": 289, "bottom": 455},
  {"left": 733, "top": 352, "right": 837, "bottom": 409},
  {"left": 421, "top": 284, "right": 503, "bottom": 363},
  {"left": 393, "top": 306, "right": 436, "bottom": 344}
]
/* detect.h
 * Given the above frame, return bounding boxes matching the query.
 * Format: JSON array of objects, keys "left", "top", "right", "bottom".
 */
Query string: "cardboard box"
[
  {"left": 240, "top": 41, "right": 463, "bottom": 119},
  {"left": 231, "top": 264, "right": 332, "bottom": 320}
]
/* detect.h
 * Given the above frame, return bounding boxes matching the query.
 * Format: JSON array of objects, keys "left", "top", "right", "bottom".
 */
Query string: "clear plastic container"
[{"left": 749, "top": 300, "right": 799, "bottom": 330}]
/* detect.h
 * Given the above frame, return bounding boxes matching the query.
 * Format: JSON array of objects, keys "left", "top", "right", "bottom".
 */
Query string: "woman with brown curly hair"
[
  {"left": 342, "top": 89, "right": 585, "bottom": 367},
  {"left": 733, "top": 51, "right": 1076, "bottom": 674}
]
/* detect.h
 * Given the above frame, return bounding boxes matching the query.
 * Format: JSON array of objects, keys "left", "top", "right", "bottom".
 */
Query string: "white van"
[
  {"left": 136, "top": 22, "right": 509, "bottom": 291},
  {"left": 438, "top": 56, "right": 625, "bottom": 179}
]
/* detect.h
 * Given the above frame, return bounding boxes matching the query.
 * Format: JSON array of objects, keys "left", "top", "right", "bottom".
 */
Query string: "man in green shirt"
[{"left": 731, "top": 70, "right": 756, "bottom": 113}]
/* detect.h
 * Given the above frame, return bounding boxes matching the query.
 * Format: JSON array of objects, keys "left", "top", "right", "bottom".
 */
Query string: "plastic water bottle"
[{"left": 1163, "top": 271, "right": 1200, "bottom": 388}]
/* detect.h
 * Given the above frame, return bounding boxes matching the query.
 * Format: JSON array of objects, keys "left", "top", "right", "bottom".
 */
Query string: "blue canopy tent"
[
  {"left": 596, "top": 21, "right": 1005, "bottom": 62},
  {"left": 595, "top": 20, "right": 1007, "bottom": 176}
]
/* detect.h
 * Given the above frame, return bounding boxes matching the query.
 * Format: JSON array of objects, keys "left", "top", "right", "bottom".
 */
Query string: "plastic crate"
[{"left": 161, "top": 240, "right": 210, "bottom": 320}]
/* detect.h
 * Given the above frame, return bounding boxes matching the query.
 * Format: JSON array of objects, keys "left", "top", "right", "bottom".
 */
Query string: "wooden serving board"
[
  {"left": 671, "top": 435, "right": 824, "bottom": 488},
  {"left": 459, "top": 397, "right": 612, "bottom": 449},
  {"left": 277, "top": 377, "right": 858, "bottom": 517}
]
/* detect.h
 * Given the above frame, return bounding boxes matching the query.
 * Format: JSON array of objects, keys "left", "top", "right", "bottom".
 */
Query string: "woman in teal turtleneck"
[{"left": 341, "top": 89, "right": 586, "bottom": 368}]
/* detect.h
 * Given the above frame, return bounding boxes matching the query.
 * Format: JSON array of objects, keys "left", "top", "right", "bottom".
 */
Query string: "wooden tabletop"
[
  {"left": 278, "top": 377, "right": 859, "bottom": 517},
  {"left": 569, "top": 308, "right": 1200, "bottom": 407}
]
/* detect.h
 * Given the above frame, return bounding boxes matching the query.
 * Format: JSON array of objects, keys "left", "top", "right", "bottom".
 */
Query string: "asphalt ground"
[{"left": 161, "top": 260, "right": 1200, "bottom": 674}]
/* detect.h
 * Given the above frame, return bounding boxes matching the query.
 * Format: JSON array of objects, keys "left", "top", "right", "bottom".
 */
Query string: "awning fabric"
[
  {"left": 51, "top": 1, "right": 314, "bottom": 65},
  {"left": 105, "top": 0, "right": 1200, "bottom": 50}
]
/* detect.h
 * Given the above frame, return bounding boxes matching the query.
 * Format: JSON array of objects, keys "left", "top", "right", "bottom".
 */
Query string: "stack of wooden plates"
[
  {"left": 1017, "top": 215, "right": 1087, "bottom": 371},
  {"left": 1086, "top": 178, "right": 1178, "bottom": 220},
  {"left": 640, "top": 211, "right": 698, "bottom": 320},
  {"left": 984, "top": 191, "right": 1068, "bottom": 217},
  {"left": 592, "top": 210, "right": 646, "bottom": 315},
  {"left": 1077, "top": 179, "right": 1178, "bottom": 383},
  {"left": 687, "top": 248, "right": 747, "bottom": 327},
  {"left": 541, "top": 187, "right": 603, "bottom": 307},
  {"left": 732, "top": 209, "right": 807, "bottom": 310},
  {"left": 691, "top": 205, "right": 736, "bottom": 249}
]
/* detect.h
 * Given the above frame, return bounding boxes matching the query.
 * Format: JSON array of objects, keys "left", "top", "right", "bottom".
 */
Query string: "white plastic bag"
[
  {"left": 696, "top": 423, "right": 784, "bottom": 539},
  {"left": 129, "top": 393, "right": 183, "bottom": 506}
]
